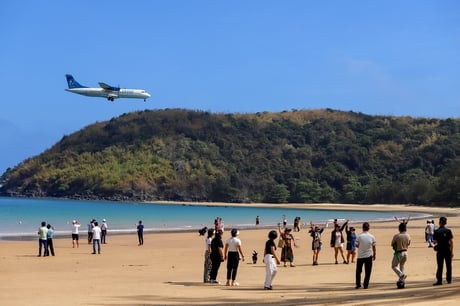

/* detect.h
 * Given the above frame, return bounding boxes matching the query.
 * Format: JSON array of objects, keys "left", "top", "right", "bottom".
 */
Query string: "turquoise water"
[{"left": 0, "top": 197, "right": 428, "bottom": 238}]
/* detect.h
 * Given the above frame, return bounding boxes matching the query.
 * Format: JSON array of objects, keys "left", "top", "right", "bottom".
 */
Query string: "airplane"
[{"left": 65, "top": 74, "right": 151, "bottom": 102}]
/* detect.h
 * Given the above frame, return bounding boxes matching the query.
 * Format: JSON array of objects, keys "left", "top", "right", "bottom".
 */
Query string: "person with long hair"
[
  {"left": 278, "top": 226, "right": 296, "bottom": 267},
  {"left": 209, "top": 231, "right": 224, "bottom": 284},
  {"left": 345, "top": 224, "right": 357, "bottom": 264},
  {"left": 224, "top": 229, "right": 245, "bottom": 286},
  {"left": 309, "top": 222, "right": 324, "bottom": 265},
  {"left": 330, "top": 220, "right": 348, "bottom": 264},
  {"left": 203, "top": 229, "right": 214, "bottom": 283}
]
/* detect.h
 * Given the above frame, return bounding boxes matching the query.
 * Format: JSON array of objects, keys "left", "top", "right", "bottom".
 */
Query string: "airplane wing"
[{"left": 99, "top": 82, "right": 120, "bottom": 91}]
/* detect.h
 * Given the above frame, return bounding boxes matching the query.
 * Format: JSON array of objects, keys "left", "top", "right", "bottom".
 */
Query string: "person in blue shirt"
[
  {"left": 346, "top": 224, "right": 357, "bottom": 264},
  {"left": 46, "top": 224, "right": 55, "bottom": 256},
  {"left": 137, "top": 220, "right": 144, "bottom": 246}
]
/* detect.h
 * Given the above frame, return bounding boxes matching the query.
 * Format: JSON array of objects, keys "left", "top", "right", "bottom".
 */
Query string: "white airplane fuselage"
[
  {"left": 65, "top": 88, "right": 150, "bottom": 100},
  {"left": 64, "top": 74, "right": 150, "bottom": 101}
]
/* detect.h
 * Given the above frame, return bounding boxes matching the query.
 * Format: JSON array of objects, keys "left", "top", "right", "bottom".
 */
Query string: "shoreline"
[{"left": 1, "top": 201, "right": 456, "bottom": 241}]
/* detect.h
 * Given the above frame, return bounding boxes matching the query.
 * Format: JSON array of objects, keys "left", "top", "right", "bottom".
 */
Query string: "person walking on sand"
[
  {"left": 203, "top": 229, "right": 214, "bottom": 283},
  {"left": 37, "top": 221, "right": 48, "bottom": 257},
  {"left": 209, "top": 231, "right": 224, "bottom": 284},
  {"left": 391, "top": 222, "right": 411, "bottom": 283},
  {"left": 309, "top": 222, "right": 324, "bottom": 265},
  {"left": 355, "top": 222, "right": 376, "bottom": 289},
  {"left": 71, "top": 220, "right": 80, "bottom": 248},
  {"left": 433, "top": 217, "right": 454, "bottom": 286},
  {"left": 137, "top": 220, "right": 144, "bottom": 246},
  {"left": 224, "top": 229, "right": 245, "bottom": 286},
  {"left": 345, "top": 224, "right": 357, "bottom": 264},
  {"left": 46, "top": 224, "right": 55, "bottom": 256},
  {"left": 91, "top": 221, "right": 102, "bottom": 254},
  {"left": 330, "top": 220, "right": 348, "bottom": 264},
  {"left": 278, "top": 226, "right": 296, "bottom": 267},
  {"left": 264, "top": 230, "right": 280, "bottom": 290}
]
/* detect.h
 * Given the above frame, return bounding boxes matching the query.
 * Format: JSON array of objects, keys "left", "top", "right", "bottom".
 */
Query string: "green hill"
[{"left": 2, "top": 108, "right": 460, "bottom": 206}]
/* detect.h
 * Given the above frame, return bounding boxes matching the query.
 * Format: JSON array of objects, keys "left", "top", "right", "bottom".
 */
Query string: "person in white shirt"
[
  {"left": 224, "top": 229, "right": 245, "bottom": 286},
  {"left": 425, "top": 220, "right": 435, "bottom": 248},
  {"left": 355, "top": 222, "right": 376, "bottom": 289},
  {"left": 101, "top": 219, "right": 108, "bottom": 244},
  {"left": 71, "top": 220, "right": 81, "bottom": 248},
  {"left": 91, "top": 221, "right": 102, "bottom": 254}
]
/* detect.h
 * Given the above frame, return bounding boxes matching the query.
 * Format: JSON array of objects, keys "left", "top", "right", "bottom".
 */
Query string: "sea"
[{"left": 0, "top": 197, "right": 430, "bottom": 240}]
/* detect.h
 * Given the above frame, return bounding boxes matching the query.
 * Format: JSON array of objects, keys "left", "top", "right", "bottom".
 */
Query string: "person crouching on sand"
[{"left": 264, "top": 230, "right": 280, "bottom": 290}]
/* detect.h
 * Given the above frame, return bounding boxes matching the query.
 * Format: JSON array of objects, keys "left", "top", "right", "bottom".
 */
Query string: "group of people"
[
  {"left": 203, "top": 216, "right": 454, "bottom": 290},
  {"left": 203, "top": 227, "right": 245, "bottom": 286},
  {"left": 37, "top": 221, "right": 55, "bottom": 256},
  {"left": 72, "top": 218, "right": 105, "bottom": 254},
  {"left": 42, "top": 218, "right": 145, "bottom": 256}
]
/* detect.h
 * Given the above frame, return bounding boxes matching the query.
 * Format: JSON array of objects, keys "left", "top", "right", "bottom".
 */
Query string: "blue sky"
[{"left": 0, "top": 1, "right": 459, "bottom": 173}]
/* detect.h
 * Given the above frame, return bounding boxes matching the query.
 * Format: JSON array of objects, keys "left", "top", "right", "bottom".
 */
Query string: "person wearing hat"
[
  {"left": 71, "top": 220, "right": 80, "bottom": 248},
  {"left": 101, "top": 219, "right": 108, "bottom": 244},
  {"left": 224, "top": 229, "right": 245, "bottom": 286}
]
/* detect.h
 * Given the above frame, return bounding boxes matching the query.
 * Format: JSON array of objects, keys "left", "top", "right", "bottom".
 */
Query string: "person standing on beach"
[
  {"left": 203, "top": 229, "right": 214, "bottom": 283},
  {"left": 264, "top": 230, "right": 280, "bottom": 290},
  {"left": 309, "top": 222, "right": 324, "bottom": 265},
  {"left": 330, "top": 220, "right": 348, "bottom": 264},
  {"left": 278, "top": 226, "right": 296, "bottom": 267},
  {"left": 391, "top": 222, "right": 410, "bottom": 283},
  {"left": 101, "top": 219, "right": 108, "bottom": 244},
  {"left": 433, "top": 217, "right": 454, "bottom": 286},
  {"left": 71, "top": 220, "right": 80, "bottom": 248},
  {"left": 355, "top": 222, "right": 376, "bottom": 289},
  {"left": 256, "top": 216, "right": 260, "bottom": 226},
  {"left": 87, "top": 219, "right": 95, "bottom": 244},
  {"left": 224, "top": 228, "right": 245, "bottom": 286},
  {"left": 91, "top": 221, "right": 102, "bottom": 254},
  {"left": 425, "top": 220, "right": 435, "bottom": 248},
  {"left": 209, "top": 231, "right": 224, "bottom": 284},
  {"left": 46, "top": 224, "right": 55, "bottom": 256},
  {"left": 37, "top": 221, "right": 48, "bottom": 257},
  {"left": 345, "top": 225, "right": 357, "bottom": 264},
  {"left": 137, "top": 221, "right": 144, "bottom": 246}
]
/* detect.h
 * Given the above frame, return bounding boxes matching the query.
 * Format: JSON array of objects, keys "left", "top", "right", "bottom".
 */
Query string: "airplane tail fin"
[{"left": 65, "top": 74, "right": 86, "bottom": 88}]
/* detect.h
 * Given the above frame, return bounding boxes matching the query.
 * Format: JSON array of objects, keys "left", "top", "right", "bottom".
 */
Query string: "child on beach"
[{"left": 263, "top": 230, "right": 280, "bottom": 290}]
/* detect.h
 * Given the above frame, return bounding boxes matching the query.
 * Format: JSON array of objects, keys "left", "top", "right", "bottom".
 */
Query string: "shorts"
[{"left": 72, "top": 234, "right": 79, "bottom": 240}]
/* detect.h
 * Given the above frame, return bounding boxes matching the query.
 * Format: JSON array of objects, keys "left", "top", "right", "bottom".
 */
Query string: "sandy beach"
[{"left": 1, "top": 204, "right": 459, "bottom": 306}]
